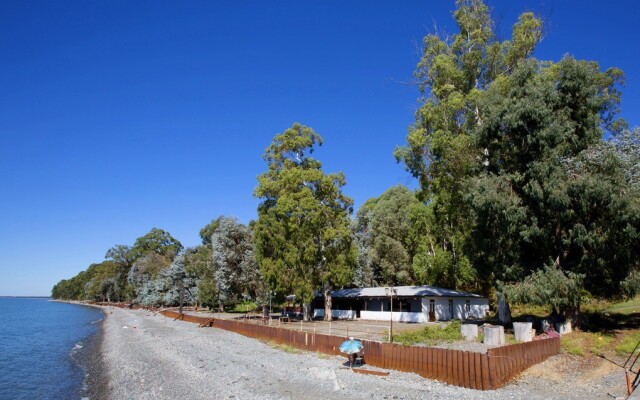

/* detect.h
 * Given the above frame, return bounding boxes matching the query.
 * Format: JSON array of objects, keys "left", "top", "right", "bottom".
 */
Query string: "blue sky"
[{"left": 1, "top": 1, "right": 639, "bottom": 296}]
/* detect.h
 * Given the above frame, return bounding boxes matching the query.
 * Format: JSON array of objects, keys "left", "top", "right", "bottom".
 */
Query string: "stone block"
[
  {"left": 460, "top": 324, "right": 478, "bottom": 341},
  {"left": 513, "top": 322, "right": 533, "bottom": 342},
  {"left": 483, "top": 325, "right": 505, "bottom": 346}
]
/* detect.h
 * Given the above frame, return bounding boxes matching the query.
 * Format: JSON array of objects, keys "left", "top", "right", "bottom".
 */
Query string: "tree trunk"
[
  {"left": 303, "top": 302, "right": 312, "bottom": 321},
  {"left": 497, "top": 292, "right": 512, "bottom": 326},
  {"left": 324, "top": 287, "right": 333, "bottom": 321}
]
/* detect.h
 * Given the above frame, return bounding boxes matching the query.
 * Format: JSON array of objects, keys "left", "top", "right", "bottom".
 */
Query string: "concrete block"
[
  {"left": 555, "top": 321, "right": 572, "bottom": 335},
  {"left": 483, "top": 325, "right": 505, "bottom": 346},
  {"left": 513, "top": 322, "right": 533, "bottom": 342},
  {"left": 461, "top": 324, "right": 478, "bottom": 341}
]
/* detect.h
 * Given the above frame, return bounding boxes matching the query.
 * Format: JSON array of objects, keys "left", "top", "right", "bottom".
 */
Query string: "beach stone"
[
  {"left": 483, "top": 325, "right": 505, "bottom": 346},
  {"left": 513, "top": 322, "right": 533, "bottom": 342},
  {"left": 460, "top": 324, "right": 478, "bottom": 341}
]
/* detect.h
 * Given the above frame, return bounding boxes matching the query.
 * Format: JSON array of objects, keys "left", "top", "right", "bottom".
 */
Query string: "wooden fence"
[{"left": 154, "top": 309, "right": 560, "bottom": 390}]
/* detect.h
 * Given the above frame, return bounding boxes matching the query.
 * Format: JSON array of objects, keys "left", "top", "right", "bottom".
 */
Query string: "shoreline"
[
  {"left": 62, "top": 303, "right": 626, "bottom": 399},
  {"left": 66, "top": 301, "right": 111, "bottom": 400}
]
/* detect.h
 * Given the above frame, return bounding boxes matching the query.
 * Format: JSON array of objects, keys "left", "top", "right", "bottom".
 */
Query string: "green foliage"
[
  {"left": 210, "top": 216, "right": 265, "bottom": 310},
  {"left": 254, "top": 123, "right": 356, "bottom": 317},
  {"left": 395, "top": 0, "right": 639, "bottom": 306},
  {"left": 199, "top": 219, "right": 220, "bottom": 245},
  {"left": 352, "top": 185, "right": 429, "bottom": 286},
  {"left": 393, "top": 321, "right": 463, "bottom": 346},
  {"left": 502, "top": 264, "right": 584, "bottom": 315},
  {"left": 130, "top": 228, "right": 183, "bottom": 261}
]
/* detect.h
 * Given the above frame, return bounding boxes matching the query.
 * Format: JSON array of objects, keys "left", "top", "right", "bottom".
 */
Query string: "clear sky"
[{"left": 1, "top": 1, "right": 639, "bottom": 296}]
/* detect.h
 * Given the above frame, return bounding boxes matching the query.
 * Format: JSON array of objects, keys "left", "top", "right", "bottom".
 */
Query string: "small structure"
[
  {"left": 483, "top": 325, "right": 505, "bottom": 346},
  {"left": 313, "top": 285, "right": 489, "bottom": 322},
  {"left": 461, "top": 324, "right": 479, "bottom": 341}
]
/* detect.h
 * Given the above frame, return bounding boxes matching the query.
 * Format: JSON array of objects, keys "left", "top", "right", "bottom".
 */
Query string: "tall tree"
[
  {"left": 395, "top": 0, "right": 544, "bottom": 285},
  {"left": 395, "top": 0, "right": 637, "bottom": 313},
  {"left": 254, "top": 123, "right": 356, "bottom": 321},
  {"left": 210, "top": 216, "right": 264, "bottom": 311}
]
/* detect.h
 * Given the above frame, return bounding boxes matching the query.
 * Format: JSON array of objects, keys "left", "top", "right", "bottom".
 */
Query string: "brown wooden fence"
[{"left": 153, "top": 309, "right": 560, "bottom": 390}]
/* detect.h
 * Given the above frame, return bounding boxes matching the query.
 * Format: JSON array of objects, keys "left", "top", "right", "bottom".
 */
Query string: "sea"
[{"left": 0, "top": 297, "right": 105, "bottom": 400}]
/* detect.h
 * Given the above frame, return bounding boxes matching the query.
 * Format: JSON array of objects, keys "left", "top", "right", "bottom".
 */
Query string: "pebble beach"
[{"left": 96, "top": 306, "right": 627, "bottom": 400}]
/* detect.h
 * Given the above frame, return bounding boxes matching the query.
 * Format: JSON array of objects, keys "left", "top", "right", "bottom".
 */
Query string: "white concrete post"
[{"left": 513, "top": 322, "right": 533, "bottom": 342}]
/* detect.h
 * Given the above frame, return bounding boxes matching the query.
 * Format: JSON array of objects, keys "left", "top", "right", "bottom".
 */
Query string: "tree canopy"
[
  {"left": 395, "top": 0, "right": 639, "bottom": 313},
  {"left": 254, "top": 123, "right": 356, "bottom": 320}
]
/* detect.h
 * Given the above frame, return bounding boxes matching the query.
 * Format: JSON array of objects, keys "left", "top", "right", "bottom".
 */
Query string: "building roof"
[{"left": 330, "top": 285, "right": 484, "bottom": 299}]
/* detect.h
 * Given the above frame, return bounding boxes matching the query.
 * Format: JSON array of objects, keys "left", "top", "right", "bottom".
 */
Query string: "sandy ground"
[{"left": 97, "top": 306, "right": 629, "bottom": 400}]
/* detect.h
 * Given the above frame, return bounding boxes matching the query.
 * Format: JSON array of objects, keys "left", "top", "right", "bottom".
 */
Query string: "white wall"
[
  {"left": 359, "top": 310, "right": 427, "bottom": 323},
  {"left": 313, "top": 309, "right": 356, "bottom": 319}
]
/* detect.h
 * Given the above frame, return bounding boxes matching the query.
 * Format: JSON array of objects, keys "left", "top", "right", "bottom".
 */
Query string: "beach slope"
[{"left": 100, "top": 307, "right": 625, "bottom": 400}]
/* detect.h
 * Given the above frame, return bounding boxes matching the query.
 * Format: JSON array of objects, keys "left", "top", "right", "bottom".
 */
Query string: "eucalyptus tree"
[
  {"left": 468, "top": 57, "right": 629, "bottom": 299},
  {"left": 394, "top": 0, "right": 544, "bottom": 291},
  {"left": 210, "top": 216, "right": 264, "bottom": 311},
  {"left": 395, "top": 0, "right": 638, "bottom": 314},
  {"left": 126, "top": 228, "right": 183, "bottom": 302},
  {"left": 254, "top": 123, "right": 356, "bottom": 321},
  {"left": 134, "top": 254, "right": 199, "bottom": 307}
]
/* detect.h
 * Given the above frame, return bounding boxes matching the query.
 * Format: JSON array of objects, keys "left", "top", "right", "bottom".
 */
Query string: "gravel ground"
[{"left": 99, "top": 306, "right": 628, "bottom": 400}]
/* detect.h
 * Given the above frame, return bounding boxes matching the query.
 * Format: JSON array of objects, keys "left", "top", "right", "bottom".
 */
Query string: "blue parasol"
[{"left": 339, "top": 338, "right": 364, "bottom": 354}]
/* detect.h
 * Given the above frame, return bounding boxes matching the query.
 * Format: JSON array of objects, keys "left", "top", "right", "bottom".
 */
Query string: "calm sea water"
[{"left": 0, "top": 298, "right": 104, "bottom": 400}]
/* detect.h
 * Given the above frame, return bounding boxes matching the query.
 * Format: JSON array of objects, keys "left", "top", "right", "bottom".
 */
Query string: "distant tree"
[
  {"left": 254, "top": 123, "right": 356, "bottom": 321},
  {"left": 135, "top": 255, "right": 198, "bottom": 307},
  {"left": 104, "top": 244, "right": 135, "bottom": 302},
  {"left": 199, "top": 219, "right": 220, "bottom": 245},
  {"left": 130, "top": 228, "right": 183, "bottom": 261},
  {"left": 183, "top": 245, "right": 213, "bottom": 308},
  {"left": 353, "top": 186, "right": 427, "bottom": 286},
  {"left": 210, "top": 216, "right": 264, "bottom": 311}
]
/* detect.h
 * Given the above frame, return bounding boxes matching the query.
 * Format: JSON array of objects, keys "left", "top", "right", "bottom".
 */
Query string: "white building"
[{"left": 313, "top": 285, "right": 489, "bottom": 323}]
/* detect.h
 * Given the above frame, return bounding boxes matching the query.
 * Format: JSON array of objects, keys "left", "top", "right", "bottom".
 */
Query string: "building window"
[
  {"left": 449, "top": 299, "right": 454, "bottom": 319},
  {"left": 465, "top": 300, "right": 471, "bottom": 312}
]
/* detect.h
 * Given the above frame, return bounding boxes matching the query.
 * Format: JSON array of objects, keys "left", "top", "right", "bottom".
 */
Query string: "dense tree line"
[
  {"left": 54, "top": 0, "right": 639, "bottom": 322},
  {"left": 394, "top": 0, "right": 640, "bottom": 318}
]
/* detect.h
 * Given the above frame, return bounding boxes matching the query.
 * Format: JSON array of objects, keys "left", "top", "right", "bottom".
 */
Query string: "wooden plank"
[
  {"left": 460, "top": 351, "right": 467, "bottom": 388},
  {"left": 462, "top": 351, "right": 470, "bottom": 389},
  {"left": 452, "top": 351, "right": 459, "bottom": 387},
  {"left": 487, "top": 350, "right": 496, "bottom": 389},
  {"left": 470, "top": 353, "right": 482, "bottom": 390},
  {"left": 424, "top": 347, "right": 431, "bottom": 378},
  {"left": 352, "top": 368, "right": 389, "bottom": 376},
  {"left": 447, "top": 349, "right": 454, "bottom": 385}
]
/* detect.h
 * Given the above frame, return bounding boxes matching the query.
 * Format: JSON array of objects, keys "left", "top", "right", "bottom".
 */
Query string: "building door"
[
  {"left": 449, "top": 299, "right": 454, "bottom": 320},
  {"left": 429, "top": 299, "right": 435, "bottom": 321}
]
